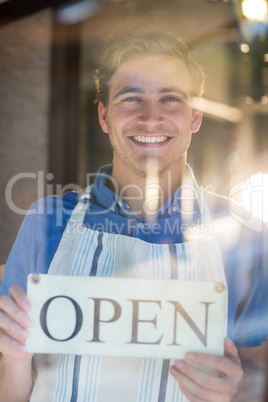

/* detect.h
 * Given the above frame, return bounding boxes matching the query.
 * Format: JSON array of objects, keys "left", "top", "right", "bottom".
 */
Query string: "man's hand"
[
  {"left": 0, "top": 285, "right": 32, "bottom": 360},
  {"left": 170, "top": 338, "right": 243, "bottom": 402},
  {"left": 0, "top": 285, "right": 34, "bottom": 402}
]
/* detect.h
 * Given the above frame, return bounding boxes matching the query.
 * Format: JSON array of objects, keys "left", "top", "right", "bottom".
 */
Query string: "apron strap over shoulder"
[{"left": 67, "top": 185, "right": 93, "bottom": 226}]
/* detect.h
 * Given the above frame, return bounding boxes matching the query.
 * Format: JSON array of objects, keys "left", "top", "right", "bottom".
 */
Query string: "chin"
[{"left": 133, "top": 164, "right": 168, "bottom": 179}]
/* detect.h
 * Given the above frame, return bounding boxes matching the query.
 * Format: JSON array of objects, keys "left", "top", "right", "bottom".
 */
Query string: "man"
[{"left": 0, "top": 32, "right": 267, "bottom": 401}]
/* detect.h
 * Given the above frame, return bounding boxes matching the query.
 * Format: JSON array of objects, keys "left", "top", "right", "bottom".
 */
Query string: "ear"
[
  {"left": 98, "top": 102, "right": 109, "bottom": 133},
  {"left": 191, "top": 110, "right": 203, "bottom": 133}
]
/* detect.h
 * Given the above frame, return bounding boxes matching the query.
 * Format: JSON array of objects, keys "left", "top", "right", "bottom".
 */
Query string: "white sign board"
[{"left": 26, "top": 274, "right": 227, "bottom": 359}]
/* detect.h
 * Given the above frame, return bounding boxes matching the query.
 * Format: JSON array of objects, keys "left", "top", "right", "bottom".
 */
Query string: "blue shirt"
[{"left": 1, "top": 165, "right": 268, "bottom": 347}]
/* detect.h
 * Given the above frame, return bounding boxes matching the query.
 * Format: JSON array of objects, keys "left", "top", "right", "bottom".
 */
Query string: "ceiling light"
[
  {"left": 240, "top": 43, "right": 250, "bottom": 53},
  {"left": 242, "top": 0, "right": 268, "bottom": 21},
  {"left": 55, "top": 0, "right": 101, "bottom": 24},
  {"left": 246, "top": 96, "right": 253, "bottom": 105}
]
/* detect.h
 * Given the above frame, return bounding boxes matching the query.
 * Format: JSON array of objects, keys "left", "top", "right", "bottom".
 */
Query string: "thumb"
[{"left": 224, "top": 337, "right": 241, "bottom": 364}]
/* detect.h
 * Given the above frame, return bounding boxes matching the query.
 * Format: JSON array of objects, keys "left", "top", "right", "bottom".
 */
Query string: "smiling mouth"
[{"left": 132, "top": 136, "right": 169, "bottom": 143}]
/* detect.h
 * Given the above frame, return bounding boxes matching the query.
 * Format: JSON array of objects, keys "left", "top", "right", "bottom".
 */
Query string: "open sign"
[{"left": 26, "top": 274, "right": 227, "bottom": 359}]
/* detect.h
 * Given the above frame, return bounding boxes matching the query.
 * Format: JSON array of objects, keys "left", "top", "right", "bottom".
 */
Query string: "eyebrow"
[
  {"left": 113, "top": 87, "right": 144, "bottom": 99},
  {"left": 113, "top": 86, "right": 189, "bottom": 100},
  {"left": 159, "top": 87, "right": 188, "bottom": 99}
]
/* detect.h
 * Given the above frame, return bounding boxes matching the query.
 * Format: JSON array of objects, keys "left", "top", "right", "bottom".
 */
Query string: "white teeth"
[{"left": 133, "top": 136, "right": 168, "bottom": 143}]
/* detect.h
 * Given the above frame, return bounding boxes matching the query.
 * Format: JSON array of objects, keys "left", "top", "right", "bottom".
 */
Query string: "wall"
[{"left": 0, "top": 9, "right": 51, "bottom": 262}]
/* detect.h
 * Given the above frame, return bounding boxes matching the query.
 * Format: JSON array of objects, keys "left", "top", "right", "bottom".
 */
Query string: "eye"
[
  {"left": 123, "top": 96, "right": 139, "bottom": 102},
  {"left": 164, "top": 96, "right": 179, "bottom": 102}
]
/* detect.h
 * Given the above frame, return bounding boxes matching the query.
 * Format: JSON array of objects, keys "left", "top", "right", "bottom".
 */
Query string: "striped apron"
[{"left": 30, "top": 179, "right": 227, "bottom": 402}]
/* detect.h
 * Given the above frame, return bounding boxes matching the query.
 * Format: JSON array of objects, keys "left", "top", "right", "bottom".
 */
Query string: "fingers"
[
  {"left": 170, "top": 368, "right": 230, "bottom": 402},
  {"left": 9, "top": 285, "right": 31, "bottom": 313},
  {"left": 0, "top": 286, "right": 32, "bottom": 360},
  {"left": 178, "top": 384, "right": 229, "bottom": 402},
  {"left": 182, "top": 348, "right": 242, "bottom": 378},
  {"left": 0, "top": 329, "right": 27, "bottom": 359},
  {"left": 170, "top": 358, "right": 239, "bottom": 398},
  {"left": 170, "top": 339, "right": 243, "bottom": 401},
  {"left": 0, "top": 311, "right": 29, "bottom": 342},
  {"left": 0, "top": 293, "right": 31, "bottom": 328}
]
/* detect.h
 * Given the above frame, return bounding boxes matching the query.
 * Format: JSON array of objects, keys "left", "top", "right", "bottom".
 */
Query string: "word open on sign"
[{"left": 26, "top": 274, "right": 227, "bottom": 359}]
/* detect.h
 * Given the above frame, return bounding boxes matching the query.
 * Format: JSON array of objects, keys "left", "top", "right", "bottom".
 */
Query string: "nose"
[{"left": 137, "top": 101, "right": 164, "bottom": 130}]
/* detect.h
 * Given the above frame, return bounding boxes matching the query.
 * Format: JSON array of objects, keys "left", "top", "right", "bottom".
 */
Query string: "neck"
[{"left": 111, "top": 157, "right": 187, "bottom": 219}]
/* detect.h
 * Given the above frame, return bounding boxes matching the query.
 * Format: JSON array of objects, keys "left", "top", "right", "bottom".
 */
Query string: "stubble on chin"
[
  {"left": 108, "top": 123, "right": 185, "bottom": 180},
  {"left": 112, "top": 150, "right": 147, "bottom": 179},
  {"left": 112, "top": 149, "right": 180, "bottom": 180}
]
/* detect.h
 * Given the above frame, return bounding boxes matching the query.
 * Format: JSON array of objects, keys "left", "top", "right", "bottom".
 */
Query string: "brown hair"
[{"left": 95, "top": 32, "right": 205, "bottom": 106}]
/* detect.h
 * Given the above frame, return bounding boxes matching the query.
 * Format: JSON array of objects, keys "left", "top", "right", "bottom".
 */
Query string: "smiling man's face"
[{"left": 98, "top": 54, "right": 202, "bottom": 179}]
